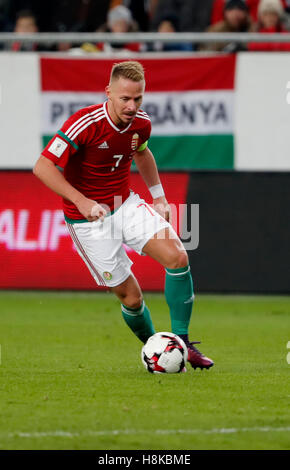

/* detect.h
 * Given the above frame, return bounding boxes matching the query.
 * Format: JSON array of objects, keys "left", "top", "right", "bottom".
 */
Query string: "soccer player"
[{"left": 33, "top": 61, "right": 213, "bottom": 370}]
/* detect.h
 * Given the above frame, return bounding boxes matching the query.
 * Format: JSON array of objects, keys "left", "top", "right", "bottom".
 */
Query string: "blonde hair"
[{"left": 110, "top": 61, "right": 145, "bottom": 83}]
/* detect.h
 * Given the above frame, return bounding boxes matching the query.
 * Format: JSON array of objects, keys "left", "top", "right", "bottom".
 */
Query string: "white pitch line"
[{"left": 1, "top": 427, "right": 290, "bottom": 439}]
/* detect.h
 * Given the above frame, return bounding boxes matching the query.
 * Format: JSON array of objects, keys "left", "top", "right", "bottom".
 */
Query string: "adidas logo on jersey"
[{"left": 98, "top": 141, "right": 109, "bottom": 149}]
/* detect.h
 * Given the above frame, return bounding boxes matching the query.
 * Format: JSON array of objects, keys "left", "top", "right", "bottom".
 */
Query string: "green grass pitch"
[{"left": 0, "top": 291, "right": 289, "bottom": 450}]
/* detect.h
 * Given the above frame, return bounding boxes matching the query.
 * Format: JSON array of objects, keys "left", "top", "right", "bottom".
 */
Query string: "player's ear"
[{"left": 105, "top": 85, "right": 111, "bottom": 100}]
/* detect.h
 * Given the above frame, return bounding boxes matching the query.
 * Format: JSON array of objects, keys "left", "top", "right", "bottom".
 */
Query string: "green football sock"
[
  {"left": 165, "top": 265, "right": 194, "bottom": 336},
  {"left": 121, "top": 300, "right": 155, "bottom": 343}
]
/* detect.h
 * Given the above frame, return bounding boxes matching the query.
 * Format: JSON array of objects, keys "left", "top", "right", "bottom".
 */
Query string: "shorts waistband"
[
  {"left": 64, "top": 199, "right": 127, "bottom": 225},
  {"left": 64, "top": 192, "right": 135, "bottom": 225}
]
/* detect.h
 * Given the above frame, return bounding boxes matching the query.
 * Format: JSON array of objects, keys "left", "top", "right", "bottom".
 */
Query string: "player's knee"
[
  {"left": 125, "top": 296, "right": 143, "bottom": 309},
  {"left": 121, "top": 294, "right": 143, "bottom": 310},
  {"left": 166, "top": 250, "right": 188, "bottom": 270}
]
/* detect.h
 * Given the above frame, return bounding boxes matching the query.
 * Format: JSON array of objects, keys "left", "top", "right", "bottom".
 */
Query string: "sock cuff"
[
  {"left": 121, "top": 300, "right": 145, "bottom": 316},
  {"left": 165, "top": 265, "right": 190, "bottom": 276}
]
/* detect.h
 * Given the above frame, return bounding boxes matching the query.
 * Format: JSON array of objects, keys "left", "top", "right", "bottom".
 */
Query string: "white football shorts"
[{"left": 65, "top": 191, "right": 171, "bottom": 287}]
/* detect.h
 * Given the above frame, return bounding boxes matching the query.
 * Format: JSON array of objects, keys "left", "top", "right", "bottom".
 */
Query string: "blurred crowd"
[{"left": 1, "top": 0, "right": 290, "bottom": 52}]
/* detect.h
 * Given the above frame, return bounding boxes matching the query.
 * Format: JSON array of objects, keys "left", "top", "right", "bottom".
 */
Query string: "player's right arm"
[
  {"left": 33, "top": 107, "right": 106, "bottom": 222},
  {"left": 33, "top": 156, "right": 105, "bottom": 222}
]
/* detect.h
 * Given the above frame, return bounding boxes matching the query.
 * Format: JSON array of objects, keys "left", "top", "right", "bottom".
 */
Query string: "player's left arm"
[{"left": 134, "top": 146, "right": 171, "bottom": 223}]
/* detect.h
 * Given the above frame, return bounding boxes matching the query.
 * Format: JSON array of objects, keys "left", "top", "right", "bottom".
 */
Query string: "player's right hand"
[
  {"left": 76, "top": 198, "right": 107, "bottom": 222},
  {"left": 90, "top": 202, "right": 107, "bottom": 222}
]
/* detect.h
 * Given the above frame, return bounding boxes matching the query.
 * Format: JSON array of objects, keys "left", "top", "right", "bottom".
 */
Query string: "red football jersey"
[{"left": 42, "top": 101, "right": 151, "bottom": 220}]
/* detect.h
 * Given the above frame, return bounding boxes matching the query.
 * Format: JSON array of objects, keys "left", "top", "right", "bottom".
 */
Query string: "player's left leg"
[
  {"left": 142, "top": 228, "right": 214, "bottom": 370},
  {"left": 121, "top": 192, "right": 213, "bottom": 368},
  {"left": 111, "top": 274, "right": 155, "bottom": 344},
  {"left": 142, "top": 227, "right": 193, "bottom": 339}
]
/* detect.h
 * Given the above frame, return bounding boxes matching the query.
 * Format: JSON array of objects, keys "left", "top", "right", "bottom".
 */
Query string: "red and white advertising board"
[{"left": 0, "top": 171, "right": 189, "bottom": 290}]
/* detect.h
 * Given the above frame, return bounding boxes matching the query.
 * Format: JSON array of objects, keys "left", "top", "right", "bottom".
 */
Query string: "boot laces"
[{"left": 187, "top": 341, "right": 203, "bottom": 356}]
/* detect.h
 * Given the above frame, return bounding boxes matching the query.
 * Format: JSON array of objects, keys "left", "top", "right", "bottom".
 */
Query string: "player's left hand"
[{"left": 153, "top": 196, "right": 171, "bottom": 224}]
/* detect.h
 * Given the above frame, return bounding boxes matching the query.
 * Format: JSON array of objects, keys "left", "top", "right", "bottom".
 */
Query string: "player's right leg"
[
  {"left": 110, "top": 274, "right": 155, "bottom": 344},
  {"left": 65, "top": 219, "right": 155, "bottom": 344}
]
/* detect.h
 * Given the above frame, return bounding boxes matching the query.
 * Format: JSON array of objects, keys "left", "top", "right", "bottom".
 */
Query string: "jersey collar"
[{"left": 103, "top": 101, "right": 132, "bottom": 134}]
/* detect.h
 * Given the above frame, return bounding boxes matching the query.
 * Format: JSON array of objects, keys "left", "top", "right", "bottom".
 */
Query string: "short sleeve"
[
  {"left": 136, "top": 115, "right": 151, "bottom": 152},
  {"left": 41, "top": 107, "right": 94, "bottom": 168},
  {"left": 137, "top": 140, "right": 148, "bottom": 152}
]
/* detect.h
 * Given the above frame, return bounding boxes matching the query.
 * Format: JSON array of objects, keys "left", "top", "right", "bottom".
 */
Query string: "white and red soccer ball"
[{"left": 141, "top": 332, "right": 188, "bottom": 374}]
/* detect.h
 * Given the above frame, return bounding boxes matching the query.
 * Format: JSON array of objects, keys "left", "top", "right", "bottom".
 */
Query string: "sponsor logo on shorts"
[{"left": 103, "top": 271, "right": 112, "bottom": 281}]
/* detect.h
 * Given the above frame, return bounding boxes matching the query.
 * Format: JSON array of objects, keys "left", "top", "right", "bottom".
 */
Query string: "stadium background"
[
  {"left": 0, "top": 52, "right": 289, "bottom": 293},
  {"left": 1, "top": 1, "right": 290, "bottom": 452}
]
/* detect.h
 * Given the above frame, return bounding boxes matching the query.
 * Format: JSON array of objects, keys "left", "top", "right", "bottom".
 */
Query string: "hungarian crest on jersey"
[{"left": 131, "top": 133, "right": 139, "bottom": 151}]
